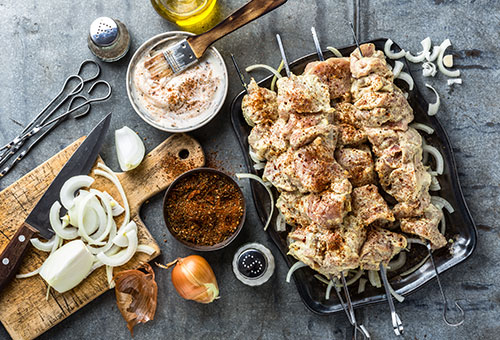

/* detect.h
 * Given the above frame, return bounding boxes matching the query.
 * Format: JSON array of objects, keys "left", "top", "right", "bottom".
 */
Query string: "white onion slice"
[
  {"left": 102, "top": 191, "right": 125, "bottom": 216},
  {"left": 245, "top": 64, "right": 283, "bottom": 79},
  {"left": 86, "top": 220, "right": 117, "bottom": 255},
  {"left": 50, "top": 201, "right": 78, "bottom": 240},
  {"left": 137, "top": 244, "right": 156, "bottom": 255},
  {"left": 95, "top": 163, "right": 130, "bottom": 230},
  {"left": 423, "top": 145, "right": 444, "bottom": 175},
  {"left": 253, "top": 162, "right": 265, "bottom": 171},
  {"left": 285, "top": 261, "right": 308, "bottom": 283},
  {"left": 437, "top": 39, "right": 460, "bottom": 77},
  {"left": 400, "top": 254, "right": 430, "bottom": 276},
  {"left": 115, "top": 126, "right": 145, "bottom": 172},
  {"left": 358, "top": 278, "right": 367, "bottom": 294},
  {"left": 388, "top": 251, "right": 407, "bottom": 271},
  {"left": 447, "top": 78, "right": 462, "bottom": 86},
  {"left": 77, "top": 191, "right": 113, "bottom": 245},
  {"left": 96, "top": 221, "right": 138, "bottom": 267},
  {"left": 106, "top": 265, "right": 115, "bottom": 289},
  {"left": 430, "top": 175, "right": 441, "bottom": 191},
  {"left": 431, "top": 196, "right": 455, "bottom": 214},
  {"left": 112, "top": 221, "right": 137, "bottom": 247},
  {"left": 396, "top": 71, "right": 414, "bottom": 91},
  {"left": 31, "top": 235, "right": 58, "bottom": 252},
  {"left": 314, "top": 274, "right": 330, "bottom": 285},
  {"left": 325, "top": 279, "right": 334, "bottom": 300},
  {"left": 405, "top": 37, "right": 431, "bottom": 63},
  {"left": 236, "top": 173, "right": 274, "bottom": 230},
  {"left": 410, "top": 122, "right": 434, "bottom": 134},
  {"left": 426, "top": 45, "right": 441, "bottom": 62},
  {"left": 276, "top": 211, "right": 286, "bottom": 232},
  {"left": 422, "top": 62, "right": 437, "bottom": 77},
  {"left": 440, "top": 214, "right": 447, "bottom": 234},
  {"left": 425, "top": 83, "right": 440, "bottom": 116},
  {"left": 326, "top": 46, "right": 343, "bottom": 58},
  {"left": 59, "top": 175, "right": 94, "bottom": 210},
  {"left": 443, "top": 54, "right": 454, "bottom": 68},
  {"left": 384, "top": 39, "right": 406, "bottom": 59},
  {"left": 368, "top": 270, "right": 381, "bottom": 288},
  {"left": 16, "top": 267, "right": 41, "bottom": 279},
  {"left": 388, "top": 280, "right": 405, "bottom": 303},
  {"left": 392, "top": 60, "right": 404, "bottom": 78}
]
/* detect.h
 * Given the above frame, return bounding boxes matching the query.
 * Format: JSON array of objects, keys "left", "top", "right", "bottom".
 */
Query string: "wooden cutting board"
[{"left": 0, "top": 133, "right": 205, "bottom": 340}]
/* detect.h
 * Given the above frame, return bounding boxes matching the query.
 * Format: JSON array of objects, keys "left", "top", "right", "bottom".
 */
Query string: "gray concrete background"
[{"left": 0, "top": 0, "right": 498, "bottom": 339}]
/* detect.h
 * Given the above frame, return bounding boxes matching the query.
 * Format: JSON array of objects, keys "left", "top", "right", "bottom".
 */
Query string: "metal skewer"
[
  {"left": 353, "top": 0, "right": 361, "bottom": 43},
  {"left": 426, "top": 242, "right": 465, "bottom": 326},
  {"left": 310, "top": 27, "right": 325, "bottom": 62},
  {"left": 348, "top": 22, "right": 364, "bottom": 57},
  {"left": 276, "top": 34, "right": 292, "bottom": 77},
  {"left": 230, "top": 54, "right": 248, "bottom": 92},
  {"left": 379, "top": 264, "right": 404, "bottom": 336}
]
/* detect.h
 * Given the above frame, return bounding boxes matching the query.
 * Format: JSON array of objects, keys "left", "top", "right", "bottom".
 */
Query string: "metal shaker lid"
[
  {"left": 90, "top": 17, "right": 118, "bottom": 47},
  {"left": 233, "top": 243, "right": 275, "bottom": 286}
]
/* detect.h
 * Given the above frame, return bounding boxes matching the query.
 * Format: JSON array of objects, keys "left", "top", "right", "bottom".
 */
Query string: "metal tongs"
[{"left": 0, "top": 60, "right": 112, "bottom": 178}]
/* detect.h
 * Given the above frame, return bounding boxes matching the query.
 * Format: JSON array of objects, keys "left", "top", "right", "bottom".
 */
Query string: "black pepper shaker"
[
  {"left": 232, "top": 243, "right": 275, "bottom": 286},
  {"left": 87, "top": 17, "right": 130, "bottom": 62}
]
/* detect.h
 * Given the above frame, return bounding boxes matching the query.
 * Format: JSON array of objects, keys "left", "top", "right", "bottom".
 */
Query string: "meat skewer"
[
  {"left": 276, "top": 34, "right": 292, "bottom": 77},
  {"left": 348, "top": 26, "right": 405, "bottom": 336},
  {"left": 309, "top": 27, "right": 370, "bottom": 340},
  {"left": 231, "top": 54, "right": 248, "bottom": 92}
]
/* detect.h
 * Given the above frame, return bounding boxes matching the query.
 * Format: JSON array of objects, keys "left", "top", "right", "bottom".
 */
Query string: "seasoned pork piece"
[
  {"left": 393, "top": 191, "right": 431, "bottom": 218},
  {"left": 248, "top": 118, "right": 288, "bottom": 161},
  {"left": 350, "top": 43, "right": 392, "bottom": 79},
  {"left": 283, "top": 112, "right": 336, "bottom": 149},
  {"left": 277, "top": 177, "right": 352, "bottom": 229},
  {"left": 359, "top": 227, "right": 407, "bottom": 270},
  {"left": 352, "top": 184, "right": 395, "bottom": 225},
  {"left": 336, "top": 124, "right": 367, "bottom": 146},
  {"left": 381, "top": 161, "right": 431, "bottom": 204},
  {"left": 263, "top": 151, "right": 297, "bottom": 192},
  {"left": 351, "top": 73, "right": 394, "bottom": 101},
  {"left": 335, "top": 146, "right": 376, "bottom": 187},
  {"left": 303, "top": 57, "right": 352, "bottom": 101},
  {"left": 288, "top": 216, "right": 366, "bottom": 277},
  {"left": 276, "top": 74, "right": 332, "bottom": 114},
  {"left": 241, "top": 78, "right": 278, "bottom": 126},
  {"left": 401, "top": 204, "right": 447, "bottom": 249}
]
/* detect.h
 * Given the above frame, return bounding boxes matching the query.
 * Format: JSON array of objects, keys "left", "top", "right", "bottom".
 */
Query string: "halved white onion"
[
  {"left": 59, "top": 175, "right": 94, "bottom": 210},
  {"left": 425, "top": 84, "right": 440, "bottom": 116},
  {"left": 437, "top": 39, "right": 460, "bottom": 77},
  {"left": 115, "top": 126, "right": 145, "bottom": 172},
  {"left": 384, "top": 39, "right": 406, "bottom": 59},
  {"left": 236, "top": 173, "right": 274, "bottom": 230}
]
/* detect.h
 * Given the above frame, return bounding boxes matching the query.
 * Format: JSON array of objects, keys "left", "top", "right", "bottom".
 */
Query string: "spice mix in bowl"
[{"left": 163, "top": 168, "right": 245, "bottom": 251}]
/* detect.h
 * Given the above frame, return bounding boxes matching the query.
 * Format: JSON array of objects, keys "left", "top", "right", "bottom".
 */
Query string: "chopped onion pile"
[{"left": 17, "top": 164, "right": 155, "bottom": 292}]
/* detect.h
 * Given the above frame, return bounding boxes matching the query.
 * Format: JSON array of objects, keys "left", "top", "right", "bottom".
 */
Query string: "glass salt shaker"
[
  {"left": 232, "top": 243, "right": 275, "bottom": 286},
  {"left": 87, "top": 17, "right": 130, "bottom": 62}
]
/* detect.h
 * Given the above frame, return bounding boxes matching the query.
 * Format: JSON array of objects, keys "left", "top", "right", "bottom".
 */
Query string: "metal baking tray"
[{"left": 230, "top": 38, "right": 477, "bottom": 314}]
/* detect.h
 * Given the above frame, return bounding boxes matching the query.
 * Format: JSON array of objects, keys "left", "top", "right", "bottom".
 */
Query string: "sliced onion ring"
[
  {"left": 50, "top": 201, "right": 78, "bottom": 240},
  {"left": 245, "top": 64, "right": 282, "bottom": 79},
  {"left": 326, "top": 46, "right": 343, "bottom": 58},
  {"left": 423, "top": 145, "right": 444, "bottom": 175},
  {"left": 60, "top": 175, "right": 94, "bottom": 210},
  {"left": 392, "top": 60, "right": 404, "bottom": 78},
  {"left": 97, "top": 222, "right": 138, "bottom": 267},
  {"left": 286, "top": 261, "right": 308, "bottom": 283},
  {"left": 405, "top": 37, "right": 431, "bottom": 63},
  {"left": 425, "top": 83, "right": 440, "bottom": 116},
  {"left": 384, "top": 39, "right": 406, "bottom": 59},
  {"left": 410, "top": 122, "right": 434, "bottom": 134},
  {"left": 437, "top": 39, "right": 460, "bottom": 77},
  {"left": 396, "top": 71, "right": 414, "bottom": 91}
]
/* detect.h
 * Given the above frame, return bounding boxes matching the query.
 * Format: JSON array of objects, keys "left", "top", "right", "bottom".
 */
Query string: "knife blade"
[{"left": 0, "top": 113, "right": 111, "bottom": 289}]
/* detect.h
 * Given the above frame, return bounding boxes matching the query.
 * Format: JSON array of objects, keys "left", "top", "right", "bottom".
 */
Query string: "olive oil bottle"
[{"left": 151, "top": 0, "right": 219, "bottom": 34}]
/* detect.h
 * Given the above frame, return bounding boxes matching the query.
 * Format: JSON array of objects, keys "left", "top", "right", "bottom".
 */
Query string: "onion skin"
[{"left": 170, "top": 255, "right": 219, "bottom": 304}]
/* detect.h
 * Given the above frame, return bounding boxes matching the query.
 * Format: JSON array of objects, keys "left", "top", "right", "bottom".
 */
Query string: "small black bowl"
[{"left": 163, "top": 168, "right": 246, "bottom": 251}]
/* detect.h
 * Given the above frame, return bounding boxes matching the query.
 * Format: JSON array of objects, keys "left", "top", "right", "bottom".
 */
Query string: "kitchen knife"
[{"left": 0, "top": 113, "right": 111, "bottom": 290}]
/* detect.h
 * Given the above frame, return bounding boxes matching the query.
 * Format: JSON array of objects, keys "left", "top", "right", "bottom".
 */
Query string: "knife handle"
[
  {"left": 187, "top": 0, "right": 287, "bottom": 58},
  {"left": 0, "top": 223, "right": 38, "bottom": 291}
]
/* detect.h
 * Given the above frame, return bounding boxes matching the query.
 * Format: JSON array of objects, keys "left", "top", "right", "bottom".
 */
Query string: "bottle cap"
[
  {"left": 233, "top": 243, "right": 275, "bottom": 286},
  {"left": 89, "top": 17, "right": 118, "bottom": 47}
]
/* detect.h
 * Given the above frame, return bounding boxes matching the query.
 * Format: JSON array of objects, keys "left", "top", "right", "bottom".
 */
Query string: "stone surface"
[{"left": 0, "top": 0, "right": 498, "bottom": 339}]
